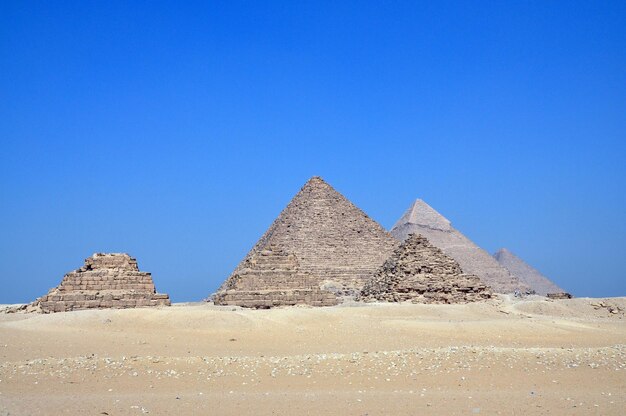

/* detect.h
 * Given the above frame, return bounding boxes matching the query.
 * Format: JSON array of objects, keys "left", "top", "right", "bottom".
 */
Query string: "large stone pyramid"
[
  {"left": 359, "top": 234, "right": 492, "bottom": 303},
  {"left": 390, "top": 200, "right": 529, "bottom": 293},
  {"left": 493, "top": 248, "right": 564, "bottom": 296},
  {"left": 214, "top": 176, "right": 399, "bottom": 307},
  {"left": 36, "top": 253, "right": 171, "bottom": 313}
]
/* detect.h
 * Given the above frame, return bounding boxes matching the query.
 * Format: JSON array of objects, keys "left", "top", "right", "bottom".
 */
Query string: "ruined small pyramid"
[
  {"left": 391, "top": 200, "right": 529, "bottom": 293},
  {"left": 214, "top": 176, "right": 399, "bottom": 307},
  {"left": 359, "top": 234, "right": 492, "bottom": 303},
  {"left": 493, "top": 248, "right": 565, "bottom": 296},
  {"left": 35, "top": 253, "right": 171, "bottom": 313}
]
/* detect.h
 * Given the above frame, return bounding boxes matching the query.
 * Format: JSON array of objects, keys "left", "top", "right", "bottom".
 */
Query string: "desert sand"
[{"left": 1, "top": 296, "right": 624, "bottom": 415}]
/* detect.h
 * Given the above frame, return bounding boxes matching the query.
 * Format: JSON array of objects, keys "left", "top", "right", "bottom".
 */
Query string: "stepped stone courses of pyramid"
[
  {"left": 36, "top": 253, "right": 170, "bottom": 313},
  {"left": 214, "top": 246, "right": 338, "bottom": 308},
  {"left": 359, "top": 234, "right": 492, "bottom": 304},
  {"left": 214, "top": 176, "right": 399, "bottom": 308},
  {"left": 493, "top": 248, "right": 565, "bottom": 296},
  {"left": 391, "top": 200, "right": 530, "bottom": 294}
]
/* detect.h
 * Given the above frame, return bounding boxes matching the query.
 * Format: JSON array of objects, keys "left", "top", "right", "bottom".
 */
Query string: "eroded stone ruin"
[
  {"left": 36, "top": 253, "right": 170, "bottom": 313},
  {"left": 493, "top": 248, "right": 565, "bottom": 296},
  {"left": 391, "top": 199, "right": 529, "bottom": 294},
  {"left": 359, "top": 233, "right": 492, "bottom": 304},
  {"left": 214, "top": 176, "right": 399, "bottom": 308}
]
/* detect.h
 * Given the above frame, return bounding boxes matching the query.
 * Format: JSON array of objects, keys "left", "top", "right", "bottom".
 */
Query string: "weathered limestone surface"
[
  {"left": 214, "top": 246, "right": 338, "bottom": 308},
  {"left": 391, "top": 200, "right": 529, "bottom": 294},
  {"left": 359, "top": 234, "right": 492, "bottom": 304},
  {"left": 36, "top": 253, "right": 170, "bottom": 313},
  {"left": 493, "top": 248, "right": 565, "bottom": 296},
  {"left": 214, "top": 176, "right": 399, "bottom": 307}
]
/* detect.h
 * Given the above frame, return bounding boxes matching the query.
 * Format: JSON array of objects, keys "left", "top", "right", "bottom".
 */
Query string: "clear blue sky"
[{"left": 1, "top": 1, "right": 625, "bottom": 303}]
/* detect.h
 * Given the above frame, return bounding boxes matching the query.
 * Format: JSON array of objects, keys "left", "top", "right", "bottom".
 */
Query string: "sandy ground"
[{"left": 0, "top": 295, "right": 625, "bottom": 415}]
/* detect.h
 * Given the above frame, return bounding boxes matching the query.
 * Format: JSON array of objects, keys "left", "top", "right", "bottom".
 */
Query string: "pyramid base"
[
  {"left": 360, "top": 291, "right": 492, "bottom": 304},
  {"left": 214, "top": 289, "right": 339, "bottom": 309},
  {"left": 37, "top": 290, "right": 171, "bottom": 313}
]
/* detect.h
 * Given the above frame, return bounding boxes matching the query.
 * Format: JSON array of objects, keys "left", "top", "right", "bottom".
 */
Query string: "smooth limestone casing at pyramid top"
[
  {"left": 36, "top": 253, "right": 171, "bottom": 313},
  {"left": 391, "top": 200, "right": 530, "bottom": 294},
  {"left": 493, "top": 248, "right": 564, "bottom": 296},
  {"left": 359, "top": 233, "right": 492, "bottom": 304},
  {"left": 214, "top": 176, "right": 399, "bottom": 308}
]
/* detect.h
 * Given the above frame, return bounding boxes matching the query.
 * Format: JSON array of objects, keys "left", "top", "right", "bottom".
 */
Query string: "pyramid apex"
[
  {"left": 301, "top": 176, "right": 338, "bottom": 193},
  {"left": 493, "top": 248, "right": 514, "bottom": 259},
  {"left": 392, "top": 198, "right": 452, "bottom": 231},
  {"left": 305, "top": 175, "right": 327, "bottom": 184},
  {"left": 410, "top": 198, "right": 436, "bottom": 210}
]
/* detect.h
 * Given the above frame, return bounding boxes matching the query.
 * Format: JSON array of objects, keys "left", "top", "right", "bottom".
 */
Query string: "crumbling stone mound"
[
  {"left": 358, "top": 234, "right": 492, "bottom": 304},
  {"left": 214, "top": 176, "right": 398, "bottom": 306},
  {"left": 35, "top": 253, "right": 171, "bottom": 313},
  {"left": 214, "top": 246, "right": 338, "bottom": 308},
  {"left": 391, "top": 199, "right": 529, "bottom": 294}
]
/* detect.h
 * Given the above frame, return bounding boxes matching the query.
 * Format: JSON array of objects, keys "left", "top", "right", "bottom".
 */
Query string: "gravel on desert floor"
[{"left": 0, "top": 295, "right": 625, "bottom": 415}]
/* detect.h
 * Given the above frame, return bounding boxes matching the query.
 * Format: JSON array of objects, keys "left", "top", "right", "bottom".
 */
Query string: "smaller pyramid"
[
  {"left": 35, "top": 253, "right": 171, "bottom": 313},
  {"left": 493, "top": 248, "right": 565, "bottom": 296},
  {"left": 214, "top": 245, "right": 338, "bottom": 308},
  {"left": 391, "top": 199, "right": 529, "bottom": 293},
  {"left": 359, "top": 234, "right": 492, "bottom": 304}
]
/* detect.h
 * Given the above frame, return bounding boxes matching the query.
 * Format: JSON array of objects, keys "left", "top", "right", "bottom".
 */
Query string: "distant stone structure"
[
  {"left": 214, "top": 176, "right": 399, "bottom": 307},
  {"left": 36, "top": 253, "right": 170, "bottom": 313},
  {"left": 391, "top": 200, "right": 529, "bottom": 294},
  {"left": 493, "top": 248, "right": 565, "bottom": 296},
  {"left": 359, "top": 234, "right": 492, "bottom": 304},
  {"left": 547, "top": 292, "right": 573, "bottom": 300}
]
